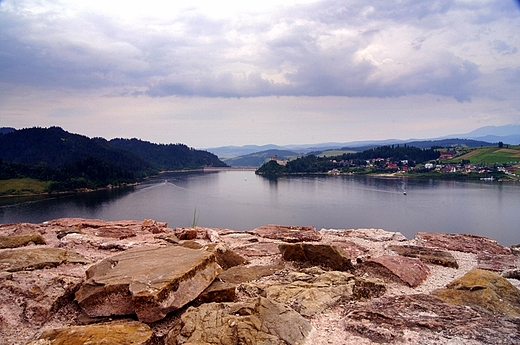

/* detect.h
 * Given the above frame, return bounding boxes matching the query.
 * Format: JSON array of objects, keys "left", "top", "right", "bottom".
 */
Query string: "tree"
[{"left": 255, "top": 160, "right": 286, "bottom": 176}]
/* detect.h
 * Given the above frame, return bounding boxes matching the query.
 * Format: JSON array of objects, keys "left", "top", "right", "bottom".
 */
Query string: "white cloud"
[
  {"left": 1, "top": 0, "right": 518, "bottom": 100},
  {"left": 0, "top": 0, "right": 519, "bottom": 146}
]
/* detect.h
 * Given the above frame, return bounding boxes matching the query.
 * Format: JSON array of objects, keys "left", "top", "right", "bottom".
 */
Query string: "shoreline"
[
  {"left": 255, "top": 170, "right": 519, "bottom": 181},
  {"left": 0, "top": 167, "right": 256, "bottom": 198}
]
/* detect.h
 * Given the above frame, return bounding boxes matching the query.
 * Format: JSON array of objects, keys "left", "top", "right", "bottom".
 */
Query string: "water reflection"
[{"left": 1, "top": 170, "right": 519, "bottom": 246}]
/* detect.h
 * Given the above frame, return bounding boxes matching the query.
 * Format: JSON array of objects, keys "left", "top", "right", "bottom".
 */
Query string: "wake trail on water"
[
  {"left": 162, "top": 181, "right": 189, "bottom": 191},
  {"left": 347, "top": 185, "right": 403, "bottom": 195}
]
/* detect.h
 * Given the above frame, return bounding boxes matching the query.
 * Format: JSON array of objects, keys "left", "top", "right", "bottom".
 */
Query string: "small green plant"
[{"left": 190, "top": 203, "right": 199, "bottom": 228}]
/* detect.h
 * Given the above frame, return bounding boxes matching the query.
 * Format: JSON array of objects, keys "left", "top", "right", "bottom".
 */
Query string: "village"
[{"left": 322, "top": 148, "right": 520, "bottom": 181}]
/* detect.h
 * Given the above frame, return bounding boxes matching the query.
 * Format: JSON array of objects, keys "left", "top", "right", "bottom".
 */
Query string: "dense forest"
[
  {"left": 0, "top": 127, "right": 227, "bottom": 192},
  {"left": 256, "top": 145, "right": 440, "bottom": 176},
  {"left": 109, "top": 138, "right": 225, "bottom": 170}
]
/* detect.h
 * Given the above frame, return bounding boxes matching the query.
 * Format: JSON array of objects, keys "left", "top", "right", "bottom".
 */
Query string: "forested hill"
[
  {"left": 256, "top": 145, "right": 440, "bottom": 176},
  {"left": 0, "top": 127, "right": 227, "bottom": 192},
  {"left": 110, "top": 138, "right": 226, "bottom": 170},
  {"left": 0, "top": 127, "right": 152, "bottom": 171}
]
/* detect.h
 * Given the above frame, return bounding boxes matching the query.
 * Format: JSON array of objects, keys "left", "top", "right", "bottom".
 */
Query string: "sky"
[{"left": 1, "top": 0, "right": 519, "bottom": 148}]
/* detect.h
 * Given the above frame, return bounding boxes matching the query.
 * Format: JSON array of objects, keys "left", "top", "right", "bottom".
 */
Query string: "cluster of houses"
[
  {"left": 266, "top": 150, "right": 519, "bottom": 179},
  {"left": 424, "top": 163, "right": 518, "bottom": 175},
  {"left": 329, "top": 156, "right": 519, "bottom": 179}
]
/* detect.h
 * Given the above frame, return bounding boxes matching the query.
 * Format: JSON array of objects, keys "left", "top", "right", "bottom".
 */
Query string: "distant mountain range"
[
  {"left": 222, "top": 149, "right": 301, "bottom": 167},
  {"left": 440, "top": 124, "right": 520, "bottom": 145},
  {"left": 207, "top": 124, "right": 520, "bottom": 165}
]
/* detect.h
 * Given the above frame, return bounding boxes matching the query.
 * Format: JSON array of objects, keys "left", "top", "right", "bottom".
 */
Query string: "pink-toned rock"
[
  {"left": 388, "top": 244, "right": 459, "bottom": 268},
  {"left": 252, "top": 224, "right": 322, "bottom": 242},
  {"left": 344, "top": 294, "right": 520, "bottom": 344},
  {"left": 47, "top": 218, "right": 141, "bottom": 229},
  {"left": 329, "top": 240, "right": 369, "bottom": 260},
  {"left": 206, "top": 228, "right": 222, "bottom": 242},
  {"left": 90, "top": 226, "right": 137, "bottom": 239},
  {"left": 279, "top": 243, "right": 354, "bottom": 271},
  {"left": 204, "top": 243, "right": 249, "bottom": 270},
  {"left": 0, "top": 222, "right": 43, "bottom": 236},
  {"left": 0, "top": 267, "right": 84, "bottom": 329},
  {"left": 322, "top": 228, "right": 407, "bottom": 242},
  {"left": 233, "top": 242, "right": 281, "bottom": 257},
  {"left": 174, "top": 227, "right": 198, "bottom": 240},
  {"left": 361, "top": 255, "right": 430, "bottom": 287},
  {"left": 75, "top": 245, "right": 222, "bottom": 322},
  {"left": 48, "top": 218, "right": 151, "bottom": 239},
  {"left": 415, "top": 232, "right": 511, "bottom": 255},
  {"left": 141, "top": 219, "right": 167, "bottom": 233},
  {"left": 477, "top": 252, "right": 520, "bottom": 272}
]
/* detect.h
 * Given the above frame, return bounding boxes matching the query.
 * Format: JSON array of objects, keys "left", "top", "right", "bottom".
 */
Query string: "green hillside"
[{"left": 446, "top": 145, "right": 520, "bottom": 165}]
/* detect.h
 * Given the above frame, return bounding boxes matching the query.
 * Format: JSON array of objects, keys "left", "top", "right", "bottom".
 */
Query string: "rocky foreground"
[{"left": 1, "top": 219, "right": 520, "bottom": 345}]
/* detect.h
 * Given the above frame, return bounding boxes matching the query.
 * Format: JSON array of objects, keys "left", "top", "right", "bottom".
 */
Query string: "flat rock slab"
[
  {"left": 262, "top": 271, "right": 385, "bottom": 316},
  {"left": 0, "top": 248, "right": 90, "bottom": 272},
  {"left": 433, "top": 268, "right": 520, "bottom": 317},
  {"left": 233, "top": 242, "right": 281, "bottom": 257},
  {"left": 26, "top": 321, "right": 154, "bottom": 345},
  {"left": 279, "top": 242, "right": 354, "bottom": 271},
  {"left": 0, "top": 269, "right": 84, "bottom": 330},
  {"left": 241, "top": 268, "right": 385, "bottom": 316},
  {"left": 415, "top": 232, "right": 511, "bottom": 255},
  {"left": 167, "top": 297, "right": 314, "bottom": 345},
  {"left": 197, "top": 265, "right": 282, "bottom": 304},
  {"left": 0, "top": 233, "right": 46, "bottom": 249},
  {"left": 344, "top": 294, "right": 520, "bottom": 344},
  {"left": 75, "top": 245, "right": 222, "bottom": 323},
  {"left": 322, "top": 228, "right": 407, "bottom": 242},
  {"left": 477, "top": 252, "right": 520, "bottom": 272},
  {"left": 328, "top": 240, "right": 369, "bottom": 259},
  {"left": 204, "top": 243, "right": 249, "bottom": 270},
  {"left": 48, "top": 218, "right": 168, "bottom": 239},
  {"left": 217, "top": 265, "right": 283, "bottom": 285},
  {"left": 252, "top": 224, "right": 322, "bottom": 242},
  {"left": 388, "top": 244, "right": 458, "bottom": 268},
  {"left": 0, "top": 222, "right": 43, "bottom": 236},
  {"left": 360, "top": 255, "right": 430, "bottom": 287},
  {"left": 47, "top": 218, "right": 150, "bottom": 229}
]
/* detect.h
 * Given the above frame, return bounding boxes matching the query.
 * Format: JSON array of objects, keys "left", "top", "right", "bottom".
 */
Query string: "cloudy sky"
[{"left": 1, "top": 0, "right": 519, "bottom": 148}]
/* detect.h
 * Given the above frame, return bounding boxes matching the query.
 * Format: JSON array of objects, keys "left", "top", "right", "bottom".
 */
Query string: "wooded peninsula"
[
  {"left": 0, "top": 127, "right": 227, "bottom": 195},
  {"left": 255, "top": 143, "right": 520, "bottom": 181}
]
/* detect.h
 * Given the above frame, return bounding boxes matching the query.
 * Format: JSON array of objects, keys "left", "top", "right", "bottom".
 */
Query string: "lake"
[{"left": 1, "top": 169, "right": 519, "bottom": 246}]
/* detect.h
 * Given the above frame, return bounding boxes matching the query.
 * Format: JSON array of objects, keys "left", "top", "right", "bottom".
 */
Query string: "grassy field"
[
  {"left": 447, "top": 145, "right": 520, "bottom": 165},
  {"left": 0, "top": 178, "right": 51, "bottom": 196}
]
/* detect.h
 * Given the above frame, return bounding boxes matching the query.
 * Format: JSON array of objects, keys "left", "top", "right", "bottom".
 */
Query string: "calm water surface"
[{"left": 1, "top": 170, "right": 519, "bottom": 246}]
